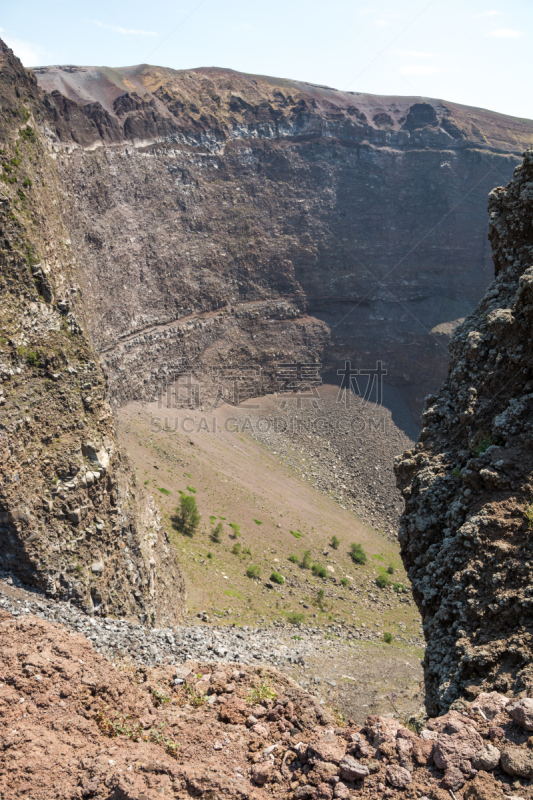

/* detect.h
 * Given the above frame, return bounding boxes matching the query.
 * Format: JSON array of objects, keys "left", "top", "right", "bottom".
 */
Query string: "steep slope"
[
  {"left": 395, "top": 149, "right": 533, "bottom": 715},
  {"left": 0, "top": 42, "right": 185, "bottom": 624},
  {"left": 32, "top": 62, "right": 533, "bottom": 425}
]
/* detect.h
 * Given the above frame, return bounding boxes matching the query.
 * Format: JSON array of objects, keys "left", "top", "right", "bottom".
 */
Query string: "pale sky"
[{"left": 1, "top": 0, "right": 531, "bottom": 120}]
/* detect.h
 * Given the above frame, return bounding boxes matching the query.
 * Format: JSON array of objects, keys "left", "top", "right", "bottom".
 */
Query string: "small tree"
[
  {"left": 173, "top": 494, "right": 200, "bottom": 536},
  {"left": 312, "top": 563, "right": 327, "bottom": 578},
  {"left": 210, "top": 521, "right": 223, "bottom": 543},
  {"left": 330, "top": 535, "right": 340, "bottom": 550},
  {"left": 350, "top": 543, "right": 367, "bottom": 565}
]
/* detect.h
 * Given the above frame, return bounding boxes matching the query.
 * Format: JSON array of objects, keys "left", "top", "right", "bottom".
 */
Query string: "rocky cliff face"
[
  {"left": 0, "top": 42, "right": 185, "bottom": 625},
  {"left": 33, "top": 62, "right": 533, "bottom": 420},
  {"left": 395, "top": 149, "right": 533, "bottom": 715}
]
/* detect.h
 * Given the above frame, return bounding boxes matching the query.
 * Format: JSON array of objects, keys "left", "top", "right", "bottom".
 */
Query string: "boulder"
[
  {"left": 433, "top": 725, "right": 483, "bottom": 772},
  {"left": 506, "top": 697, "right": 533, "bottom": 731},
  {"left": 385, "top": 765, "right": 411, "bottom": 789},
  {"left": 500, "top": 746, "right": 533, "bottom": 778},
  {"left": 338, "top": 755, "right": 369, "bottom": 781},
  {"left": 252, "top": 762, "right": 272, "bottom": 786},
  {"left": 442, "top": 767, "right": 465, "bottom": 791},
  {"left": 472, "top": 743, "right": 500, "bottom": 771},
  {"left": 308, "top": 740, "right": 346, "bottom": 765}
]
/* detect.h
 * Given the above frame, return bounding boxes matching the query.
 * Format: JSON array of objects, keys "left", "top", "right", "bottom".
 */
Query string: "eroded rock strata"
[
  {"left": 396, "top": 149, "right": 533, "bottom": 715},
  {"left": 0, "top": 42, "right": 185, "bottom": 623},
  {"left": 33, "top": 61, "right": 533, "bottom": 420}
]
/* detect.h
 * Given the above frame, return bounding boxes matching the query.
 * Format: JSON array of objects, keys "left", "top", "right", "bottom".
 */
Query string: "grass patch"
[
  {"left": 270, "top": 571, "right": 284, "bottom": 585},
  {"left": 224, "top": 588, "right": 243, "bottom": 599},
  {"left": 288, "top": 554, "right": 299, "bottom": 564},
  {"left": 290, "top": 530, "right": 302, "bottom": 539},
  {"left": 253, "top": 519, "right": 263, "bottom": 525},
  {"left": 157, "top": 486, "right": 171, "bottom": 496},
  {"left": 186, "top": 485, "right": 197, "bottom": 493}
]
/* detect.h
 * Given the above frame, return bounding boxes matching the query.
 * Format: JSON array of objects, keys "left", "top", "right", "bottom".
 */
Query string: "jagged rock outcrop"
[
  {"left": 395, "top": 149, "right": 533, "bottom": 715},
  {"left": 32, "top": 61, "right": 533, "bottom": 420},
  {"left": 0, "top": 42, "right": 185, "bottom": 624}
]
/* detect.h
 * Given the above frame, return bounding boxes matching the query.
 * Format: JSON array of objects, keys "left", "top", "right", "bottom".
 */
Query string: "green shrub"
[
  {"left": 242, "top": 546, "right": 252, "bottom": 556},
  {"left": 288, "top": 554, "right": 299, "bottom": 564},
  {"left": 383, "top": 632, "right": 394, "bottom": 644},
  {"left": 144, "top": 479, "right": 149, "bottom": 485},
  {"left": 186, "top": 485, "right": 196, "bottom": 493},
  {"left": 340, "top": 577, "right": 348, "bottom": 587},
  {"left": 350, "top": 543, "right": 367, "bottom": 565},
  {"left": 270, "top": 571, "right": 284, "bottom": 585},
  {"left": 376, "top": 573, "right": 390, "bottom": 589},
  {"left": 206, "top": 552, "right": 213, "bottom": 560},
  {"left": 290, "top": 530, "right": 302, "bottom": 539},
  {"left": 300, "top": 550, "right": 312, "bottom": 570},
  {"left": 210, "top": 521, "right": 223, "bottom": 543},
  {"left": 393, "top": 582, "right": 406, "bottom": 593},
  {"left": 387, "top": 564, "right": 395, "bottom": 575},
  {"left": 471, "top": 432, "right": 494, "bottom": 457},
  {"left": 231, "top": 543, "right": 242, "bottom": 556},
  {"left": 287, "top": 612, "right": 305, "bottom": 625},
  {"left": 172, "top": 494, "right": 200, "bottom": 537},
  {"left": 158, "top": 486, "right": 170, "bottom": 496},
  {"left": 330, "top": 535, "right": 340, "bottom": 550},
  {"left": 246, "top": 565, "right": 260, "bottom": 579},
  {"left": 229, "top": 523, "right": 241, "bottom": 538},
  {"left": 312, "top": 563, "right": 327, "bottom": 579},
  {"left": 253, "top": 519, "right": 263, "bottom": 526}
]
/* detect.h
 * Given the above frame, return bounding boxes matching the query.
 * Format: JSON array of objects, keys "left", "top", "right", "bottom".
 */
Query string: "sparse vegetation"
[
  {"left": 330, "top": 535, "right": 340, "bottom": 550},
  {"left": 246, "top": 678, "right": 277, "bottom": 705},
  {"left": 229, "top": 523, "right": 241, "bottom": 538},
  {"left": 471, "top": 431, "right": 495, "bottom": 457},
  {"left": 287, "top": 612, "right": 305, "bottom": 625},
  {"left": 270, "top": 571, "right": 284, "bottom": 585},
  {"left": 253, "top": 519, "right": 263, "bottom": 525},
  {"left": 350, "top": 543, "right": 367, "bottom": 565},
  {"left": 290, "top": 530, "right": 302, "bottom": 539},
  {"left": 186, "top": 485, "right": 197, "bottom": 493},
  {"left": 246, "top": 564, "right": 260, "bottom": 579},
  {"left": 288, "top": 553, "right": 299, "bottom": 564},
  {"left": 157, "top": 486, "right": 170, "bottom": 496},
  {"left": 525, "top": 500, "right": 533, "bottom": 528},
  {"left": 340, "top": 577, "right": 348, "bottom": 587}
]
